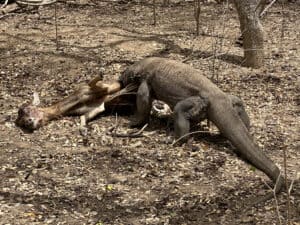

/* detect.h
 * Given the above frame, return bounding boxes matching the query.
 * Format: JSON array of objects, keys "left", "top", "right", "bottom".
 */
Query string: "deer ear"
[{"left": 32, "top": 92, "right": 41, "bottom": 106}]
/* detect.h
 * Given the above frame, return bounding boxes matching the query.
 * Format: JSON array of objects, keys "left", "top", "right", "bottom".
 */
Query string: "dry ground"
[{"left": 0, "top": 1, "right": 299, "bottom": 224}]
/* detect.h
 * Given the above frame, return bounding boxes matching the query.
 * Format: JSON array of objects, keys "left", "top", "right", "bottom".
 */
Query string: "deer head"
[{"left": 15, "top": 93, "right": 46, "bottom": 131}]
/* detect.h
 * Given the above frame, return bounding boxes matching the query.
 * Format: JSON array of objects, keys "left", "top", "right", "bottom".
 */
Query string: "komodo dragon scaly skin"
[{"left": 120, "top": 57, "right": 283, "bottom": 205}]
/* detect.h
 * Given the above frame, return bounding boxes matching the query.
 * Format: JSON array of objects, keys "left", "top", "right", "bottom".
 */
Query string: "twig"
[
  {"left": 112, "top": 113, "right": 119, "bottom": 137},
  {"left": 16, "top": 0, "right": 56, "bottom": 6},
  {"left": 194, "top": 0, "right": 201, "bottom": 36},
  {"left": 254, "top": 0, "right": 264, "bottom": 12},
  {"left": 260, "top": 0, "right": 277, "bottom": 17},
  {"left": 0, "top": 12, "right": 14, "bottom": 19},
  {"left": 54, "top": 1, "right": 59, "bottom": 50},
  {"left": 204, "top": 52, "right": 227, "bottom": 60},
  {"left": 281, "top": 108, "right": 290, "bottom": 225},
  {"left": 171, "top": 130, "right": 218, "bottom": 146},
  {"left": 288, "top": 177, "right": 295, "bottom": 195},
  {"left": 152, "top": 0, "right": 156, "bottom": 26},
  {"left": 280, "top": 0, "right": 286, "bottom": 53},
  {"left": 0, "top": 3, "right": 24, "bottom": 19},
  {"left": 283, "top": 145, "right": 291, "bottom": 224},
  {"left": 111, "top": 123, "right": 148, "bottom": 138},
  {"left": 214, "top": 0, "right": 229, "bottom": 82},
  {"left": 274, "top": 173, "right": 283, "bottom": 224},
  {"left": 58, "top": 0, "right": 96, "bottom": 7},
  {"left": 110, "top": 113, "right": 119, "bottom": 146},
  {"left": 0, "top": 0, "right": 8, "bottom": 8},
  {"left": 262, "top": 172, "right": 283, "bottom": 225}
]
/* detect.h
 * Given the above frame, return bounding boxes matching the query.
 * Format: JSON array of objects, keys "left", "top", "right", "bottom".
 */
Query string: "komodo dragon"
[{"left": 119, "top": 57, "right": 283, "bottom": 205}]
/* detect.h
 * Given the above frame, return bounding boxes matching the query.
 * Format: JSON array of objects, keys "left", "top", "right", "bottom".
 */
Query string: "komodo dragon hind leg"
[
  {"left": 229, "top": 95, "right": 250, "bottom": 130},
  {"left": 173, "top": 96, "right": 209, "bottom": 141},
  {"left": 206, "top": 95, "right": 250, "bottom": 132}
]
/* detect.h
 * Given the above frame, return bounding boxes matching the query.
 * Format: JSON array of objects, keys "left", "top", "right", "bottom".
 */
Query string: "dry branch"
[
  {"left": 0, "top": 0, "right": 8, "bottom": 8},
  {"left": 110, "top": 123, "right": 148, "bottom": 138}
]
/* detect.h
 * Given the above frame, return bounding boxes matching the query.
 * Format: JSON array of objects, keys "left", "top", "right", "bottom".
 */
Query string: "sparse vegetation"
[{"left": 0, "top": 1, "right": 299, "bottom": 224}]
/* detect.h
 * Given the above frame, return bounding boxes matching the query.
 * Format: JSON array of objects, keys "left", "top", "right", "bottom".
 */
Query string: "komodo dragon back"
[{"left": 121, "top": 57, "right": 217, "bottom": 90}]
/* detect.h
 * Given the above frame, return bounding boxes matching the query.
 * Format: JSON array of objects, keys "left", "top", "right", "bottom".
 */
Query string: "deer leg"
[
  {"left": 79, "top": 100, "right": 106, "bottom": 136},
  {"left": 88, "top": 76, "right": 102, "bottom": 87},
  {"left": 90, "top": 80, "right": 122, "bottom": 95},
  {"left": 42, "top": 84, "right": 93, "bottom": 118}
]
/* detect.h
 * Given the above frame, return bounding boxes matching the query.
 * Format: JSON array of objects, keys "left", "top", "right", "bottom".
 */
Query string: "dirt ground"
[{"left": 0, "top": 1, "right": 299, "bottom": 224}]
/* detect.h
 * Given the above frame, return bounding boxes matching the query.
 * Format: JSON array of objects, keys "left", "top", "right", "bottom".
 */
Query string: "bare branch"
[
  {"left": 262, "top": 172, "right": 283, "bottom": 225},
  {"left": 16, "top": 0, "right": 57, "bottom": 6},
  {"left": 171, "top": 130, "right": 219, "bottom": 146},
  {"left": 260, "top": 0, "right": 277, "bottom": 17},
  {"left": 110, "top": 123, "right": 148, "bottom": 138},
  {"left": 0, "top": 0, "right": 8, "bottom": 8}
]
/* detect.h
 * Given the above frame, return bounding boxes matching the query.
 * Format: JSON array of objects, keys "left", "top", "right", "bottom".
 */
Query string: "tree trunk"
[{"left": 233, "top": 0, "right": 264, "bottom": 68}]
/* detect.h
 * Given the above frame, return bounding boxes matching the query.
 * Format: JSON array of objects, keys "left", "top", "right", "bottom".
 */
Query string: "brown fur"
[{"left": 16, "top": 80, "right": 136, "bottom": 131}]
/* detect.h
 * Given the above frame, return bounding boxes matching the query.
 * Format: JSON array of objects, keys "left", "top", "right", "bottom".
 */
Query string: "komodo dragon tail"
[{"left": 209, "top": 101, "right": 284, "bottom": 207}]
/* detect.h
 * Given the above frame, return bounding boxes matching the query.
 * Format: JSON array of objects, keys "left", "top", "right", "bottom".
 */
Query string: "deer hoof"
[{"left": 80, "top": 126, "right": 88, "bottom": 137}]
